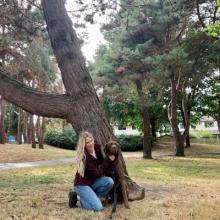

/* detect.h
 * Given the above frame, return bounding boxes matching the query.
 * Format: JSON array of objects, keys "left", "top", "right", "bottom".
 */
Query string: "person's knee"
[
  {"left": 106, "top": 177, "right": 114, "bottom": 188},
  {"left": 93, "top": 203, "right": 103, "bottom": 212}
]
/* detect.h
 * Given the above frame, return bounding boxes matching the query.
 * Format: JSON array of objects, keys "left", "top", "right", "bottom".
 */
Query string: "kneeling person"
[{"left": 69, "top": 131, "right": 115, "bottom": 211}]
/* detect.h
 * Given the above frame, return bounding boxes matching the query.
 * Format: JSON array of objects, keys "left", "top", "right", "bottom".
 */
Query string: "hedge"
[
  {"left": 44, "top": 127, "right": 77, "bottom": 150},
  {"left": 116, "top": 135, "right": 143, "bottom": 151},
  {"left": 44, "top": 128, "right": 144, "bottom": 151}
]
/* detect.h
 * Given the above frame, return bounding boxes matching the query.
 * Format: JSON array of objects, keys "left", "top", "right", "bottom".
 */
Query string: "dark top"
[{"left": 74, "top": 143, "right": 113, "bottom": 186}]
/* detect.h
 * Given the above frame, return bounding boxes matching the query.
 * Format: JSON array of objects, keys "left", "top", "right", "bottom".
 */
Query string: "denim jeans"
[{"left": 74, "top": 176, "right": 114, "bottom": 211}]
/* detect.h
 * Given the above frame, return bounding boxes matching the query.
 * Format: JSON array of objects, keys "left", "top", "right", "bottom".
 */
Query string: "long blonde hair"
[{"left": 75, "top": 131, "right": 93, "bottom": 177}]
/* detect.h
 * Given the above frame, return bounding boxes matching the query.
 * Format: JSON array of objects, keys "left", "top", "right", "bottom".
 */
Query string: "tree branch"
[
  {"left": 196, "top": 0, "right": 206, "bottom": 28},
  {"left": 0, "top": 67, "right": 71, "bottom": 119}
]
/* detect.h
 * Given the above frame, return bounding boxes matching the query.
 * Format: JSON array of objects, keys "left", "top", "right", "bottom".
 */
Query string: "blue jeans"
[{"left": 74, "top": 176, "right": 114, "bottom": 212}]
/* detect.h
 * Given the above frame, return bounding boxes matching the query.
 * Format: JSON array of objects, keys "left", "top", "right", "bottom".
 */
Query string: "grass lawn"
[
  {"left": 0, "top": 144, "right": 74, "bottom": 163},
  {"left": 0, "top": 142, "right": 220, "bottom": 220}
]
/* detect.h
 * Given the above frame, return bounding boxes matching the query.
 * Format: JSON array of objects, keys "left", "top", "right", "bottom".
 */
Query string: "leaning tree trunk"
[{"left": 41, "top": 0, "right": 144, "bottom": 199}]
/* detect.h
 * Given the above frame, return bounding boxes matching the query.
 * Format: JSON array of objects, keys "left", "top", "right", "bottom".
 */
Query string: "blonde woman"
[{"left": 69, "top": 131, "right": 115, "bottom": 211}]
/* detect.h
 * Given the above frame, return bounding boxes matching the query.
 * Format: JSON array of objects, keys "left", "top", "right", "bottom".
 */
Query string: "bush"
[
  {"left": 44, "top": 127, "right": 77, "bottom": 150},
  {"left": 44, "top": 129, "right": 145, "bottom": 151},
  {"left": 116, "top": 135, "right": 143, "bottom": 151},
  {"left": 197, "top": 131, "right": 213, "bottom": 139}
]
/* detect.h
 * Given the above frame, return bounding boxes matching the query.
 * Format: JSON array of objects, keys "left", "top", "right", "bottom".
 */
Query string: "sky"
[{"left": 66, "top": 1, "right": 106, "bottom": 62}]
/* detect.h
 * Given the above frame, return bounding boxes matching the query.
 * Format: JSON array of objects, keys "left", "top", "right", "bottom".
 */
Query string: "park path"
[
  {"left": 0, "top": 158, "right": 74, "bottom": 171},
  {"left": 1, "top": 151, "right": 219, "bottom": 171},
  {"left": 0, "top": 152, "right": 143, "bottom": 171}
]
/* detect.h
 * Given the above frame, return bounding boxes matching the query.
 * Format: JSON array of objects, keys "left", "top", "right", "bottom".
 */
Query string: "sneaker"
[{"left": 68, "top": 191, "right": 77, "bottom": 208}]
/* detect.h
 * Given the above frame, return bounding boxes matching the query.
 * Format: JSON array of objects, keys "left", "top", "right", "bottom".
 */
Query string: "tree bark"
[
  {"left": 16, "top": 108, "right": 23, "bottom": 144},
  {"left": 168, "top": 75, "right": 185, "bottom": 156},
  {"left": 36, "top": 116, "right": 45, "bottom": 149},
  {"left": 30, "top": 115, "right": 36, "bottom": 148},
  {"left": 23, "top": 111, "right": 29, "bottom": 143},
  {"left": 141, "top": 106, "right": 152, "bottom": 158},
  {"left": 150, "top": 117, "right": 157, "bottom": 140},
  {"left": 135, "top": 79, "right": 152, "bottom": 159},
  {"left": 180, "top": 106, "right": 191, "bottom": 148}
]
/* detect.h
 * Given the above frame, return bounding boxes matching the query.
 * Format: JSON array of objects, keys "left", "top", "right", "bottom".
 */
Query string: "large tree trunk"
[
  {"left": 42, "top": 0, "right": 144, "bottom": 200},
  {"left": 41, "top": 0, "right": 114, "bottom": 146},
  {"left": 135, "top": 79, "right": 152, "bottom": 159}
]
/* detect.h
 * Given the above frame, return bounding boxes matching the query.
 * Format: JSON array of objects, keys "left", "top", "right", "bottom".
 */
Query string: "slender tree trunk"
[
  {"left": 27, "top": 113, "right": 32, "bottom": 144},
  {"left": 6, "top": 104, "right": 12, "bottom": 135},
  {"left": 0, "top": 96, "right": 5, "bottom": 144},
  {"left": 23, "top": 111, "right": 29, "bottom": 143},
  {"left": 40, "top": 117, "right": 46, "bottom": 149},
  {"left": 141, "top": 106, "right": 152, "bottom": 158},
  {"left": 16, "top": 108, "right": 23, "bottom": 144},
  {"left": 30, "top": 115, "right": 36, "bottom": 148},
  {"left": 168, "top": 75, "right": 185, "bottom": 156},
  {"left": 218, "top": 95, "right": 220, "bottom": 132},
  {"left": 150, "top": 117, "right": 157, "bottom": 140},
  {"left": 180, "top": 106, "right": 191, "bottom": 148},
  {"left": 135, "top": 79, "right": 152, "bottom": 159},
  {"left": 36, "top": 116, "right": 45, "bottom": 149},
  {"left": 36, "top": 116, "right": 40, "bottom": 147}
]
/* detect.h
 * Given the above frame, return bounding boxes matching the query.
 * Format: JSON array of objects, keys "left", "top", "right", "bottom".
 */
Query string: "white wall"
[{"left": 113, "top": 126, "right": 140, "bottom": 136}]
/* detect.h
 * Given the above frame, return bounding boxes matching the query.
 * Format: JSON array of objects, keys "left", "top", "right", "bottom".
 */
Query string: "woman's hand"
[{"left": 108, "top": 155, "right": 115, "bottom": 161}]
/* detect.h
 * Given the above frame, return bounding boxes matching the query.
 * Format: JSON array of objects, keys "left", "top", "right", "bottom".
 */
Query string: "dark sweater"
[{"left": 74, "top": 143, "right": 113, "bottom": 186}]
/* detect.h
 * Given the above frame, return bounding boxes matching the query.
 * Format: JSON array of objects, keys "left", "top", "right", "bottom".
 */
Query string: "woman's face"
[{"left": 85, "top": 136, "right": 94, "bottom": 153}]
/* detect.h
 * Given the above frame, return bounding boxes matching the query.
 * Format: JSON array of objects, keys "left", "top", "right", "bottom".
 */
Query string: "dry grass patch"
[
  {"left": 0, "top": 152, "right": 220, "bottom": 220},
  {"left": 0, "top": 144, "right": 74, "bottom": 163}
]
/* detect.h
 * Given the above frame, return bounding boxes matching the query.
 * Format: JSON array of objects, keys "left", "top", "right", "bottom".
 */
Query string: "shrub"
[
  {"left": 116, "top": 135, "right": 143, "bottom": 151},
  {"left": 197, "top": 130, "right": 213, "bottom": 139},
  {"left": 44, "top": 127, "right": 77, "bottom": 150}
]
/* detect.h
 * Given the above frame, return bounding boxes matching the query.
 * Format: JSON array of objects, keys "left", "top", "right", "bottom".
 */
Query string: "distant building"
[
  {"left": 179, "top": 116, "right": 220, "bottom": 137},
  {"left": 113, "top": 125, "right": 140, "bottom": 136}
]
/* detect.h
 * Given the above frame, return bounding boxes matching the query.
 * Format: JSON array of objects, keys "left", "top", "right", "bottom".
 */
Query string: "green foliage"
[
  {"left": 197, "top": 130, "right": 213, "bottom": 139},
  {"left": 116, "top": 135, "right": 143, "bottom": 151},
  {"left": 44, "top": 127, "right": 77, "bottom": 150},
  {"left": 3, "top": 103, "right": 18, "bottom": 134}
]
